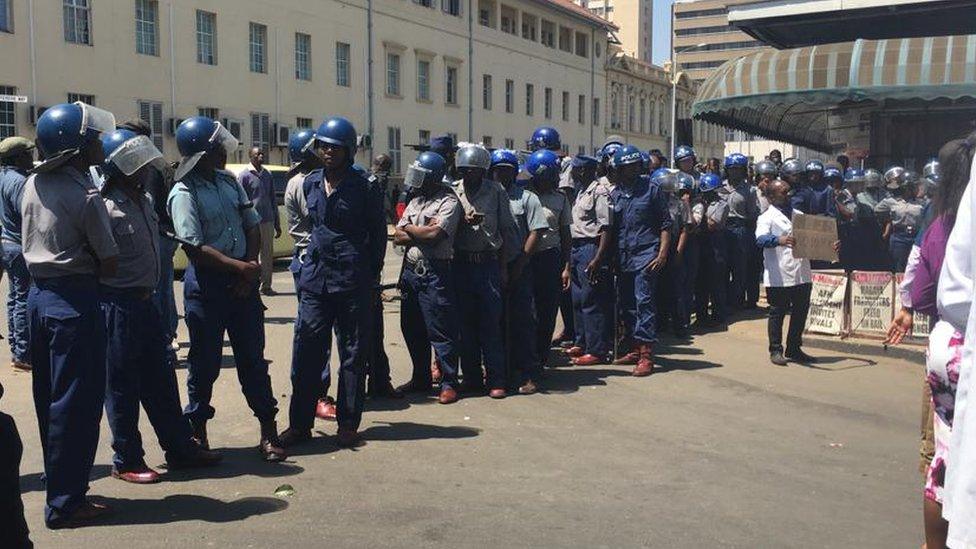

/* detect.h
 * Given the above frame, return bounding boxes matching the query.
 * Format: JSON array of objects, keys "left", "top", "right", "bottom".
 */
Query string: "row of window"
[
  {"left": 674, "top": 24, "right": 736, "bottom": 37},
  {"left": 476, "top": 0, "right": 594, "bottom": 59},
  {"left": 674, "top": 7, "right": 727, "bottom": 20},
  {"left": 607, "top": 91, "right": 723, "bottom": 145},
  {"left": 691, "top": 40, "right": 765, "bottom": 53},
  {"left": 679, "top": 60, "right": 727, "bottom": 70}
]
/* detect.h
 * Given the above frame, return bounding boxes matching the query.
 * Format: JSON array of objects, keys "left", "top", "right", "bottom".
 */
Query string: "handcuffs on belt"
[{"left": 406, "top": 257, "right": 429, "bottom": 276}]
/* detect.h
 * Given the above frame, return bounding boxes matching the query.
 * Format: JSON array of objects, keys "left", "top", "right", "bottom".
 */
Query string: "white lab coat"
[
  {"left": 755, "top": 205, "right": 812, "bottom": 287},
  {"left": 938, "top": 154, "right": 976, "bottom": 548}
]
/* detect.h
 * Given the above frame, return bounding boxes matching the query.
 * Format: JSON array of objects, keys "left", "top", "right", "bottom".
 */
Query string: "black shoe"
[
  {"left": 368, "top": 380, "right": 405, "bottom": 399},
  {"left": 770, "top": 351, "right": 788, "bottom": 366},
  {"left": 278, "top": 427, "right": 312, "bottom": 448},
  {"left": 785, "top": 349, "right": 817, "bottom": 364},
  {"left": 167, "top": 444, "right": 223, "bottom": 470}
]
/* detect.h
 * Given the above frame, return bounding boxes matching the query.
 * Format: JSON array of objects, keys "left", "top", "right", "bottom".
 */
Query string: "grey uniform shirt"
[
  {"left": 570, "top": 179, "right": 613, "bottom": 239},
  {"left": 21, "top": 166, "right": 119, "bottom": 279},
  {"left": 99, "top": 185, "right": 160, "bottom": 289},
  {"left": 535, "top": 189, "right": 571, "bottom": 251},
  {"left": 876, "top": 196, "right": 925, "bottom": 232},
  {"left": 397, "top": 187, "right": 462, "bottom": 260},
  {"left": 706, "top": 198, "right": 730, "bottom": 230},
  {"left": 452, "top": 179, "right": 516, "bottom": 253},
  {"left": 723, "top": 182, "right": 760, "bottom": 220},
  {"left": 284, "top": 171, "right": 311, "bottom": 249}
]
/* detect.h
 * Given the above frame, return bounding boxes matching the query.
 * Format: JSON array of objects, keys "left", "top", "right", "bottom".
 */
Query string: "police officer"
[
  {"left": 527, "top": 149, "right": 572, "bottom": 372},
  {"left": 282, "top": 116, "right": 386, "bottom": 448},
  {"left": 566, "top": 155, "right": 614, "bottom": 365},
  {"left": 284, "top": 128, "right": 317, "bottom": 293},
  {"left": 529, "top": 126, "right": 561, "bottom": 153},
  {"left": 674, "top": 145, "right": 700, "bottom": 180},
  {"left": 722, "top": 153, "right": 760, "bottom": 311},
  {"left": 791, "top": 160, "right": 834, "bottom": 217},
  {"left": 167, "top": 116, "right": 286, "bottom": 462},
  {"left": 876, "top": 167, "right": 924, "bottom": 272},
  {"left": 0, "top": 136, "right": 34, "bottom": 372},
  {"left": 754, "top": 159, "right": 779, "bottom": 213},
  {"left": 695, "top": 173, "right": 730, "bottom": 328},
  {"left": 23, "top": 102, "right": 120, "bottom": 527},
  {"left": 394, "top": 152, "right": 464, "bottom": 404},
  {"left": 779, "top": 158, "right": 804, "bottom": 190},
  {"left": 826, "top": 166, "right": 859, "bottom": 271},
  {"left": 609, "top": 145, "right": 672, "bottom": 376},
  {"left": 843, "top": 168, "right": 891, "bottom": 271},
  {"left": 98, "top": 129, "right": 222, "bottom": 484},
  {"left": 493, "top": 149, "right": 547, "bottom": 392},
  {"left": 452, "top": 144, "right": 517, "bottom": 398},
  {"left": 654, "top": 168, "right": 694, "bottom": 338}
]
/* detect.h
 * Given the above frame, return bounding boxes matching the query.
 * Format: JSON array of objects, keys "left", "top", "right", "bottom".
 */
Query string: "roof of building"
[
  {"left": 692, "top": 34, "right": 976, "bottom": 150},
  {"left": 538, "top": 0, "right": 618, "bottom": 31}
]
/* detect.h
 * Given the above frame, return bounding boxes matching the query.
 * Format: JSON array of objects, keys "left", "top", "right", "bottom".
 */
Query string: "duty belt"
[{"left": 457, "top": 250, "right": 493, "bottom": 263}]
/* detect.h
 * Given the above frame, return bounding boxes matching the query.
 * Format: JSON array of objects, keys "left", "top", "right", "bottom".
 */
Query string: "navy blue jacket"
[
  {"left": 610, "top": 175, "right": 673, "bottom": 272},
  {"left": 298, "top": 167, "right": 386, "bottom": 295}
]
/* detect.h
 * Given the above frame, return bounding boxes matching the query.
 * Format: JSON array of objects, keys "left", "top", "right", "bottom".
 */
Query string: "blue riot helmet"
[
  {"left": 699, "top": 172, "right": 723, "bottom": 193},
  {"left": 100, "top": 128, "right": 163, "bottom": 181},
  {"left": 524, "top": 149, "right": 561, "bottom": 185},
  {"left": 844, "top": 168, "right": 864, "bottom": 183},
  {"left": 571, "top": 154, "right": 598, "bottom": 170},
  {"left": 779, "top": 158, "right": 803, "bottom": 182},
  {"left": 674, "top": 145, "right": 696, "bottom": 165},
  {"left": 174, "top": 116, "right": 240, "bottom": 180},
  {"left": 313, "top": 116, "right": 358, "bottom": 160},
  {"left": 754, "top": 160, "right": 778, "bottom": 180},
  {"left": 403, "top": 151, "right": 447, "bottom": 190},
  {"left": 823, "top": 166, "right": 844, "bottom": 188},
  {"left": 529, "top": 126, "right": 561, "bottom": 151},
  {"left": 288, "top": 128, "right": 316, "bottom": 165},
  {"left": 724, "top": 153, "right": 748, "bottom": 169},
  {"left": 650, "top": 168, "right": 680, "bottom": 193},
  {"left": 676, "top": 172, "right": 696, "bottom": 195},
  {"left": 600, "top": 141, "right": 623, "bottom": 161},
  {"left": 611, "top": 145, "right": 644, "bottom": 169},
  {"left": 805, "top": 160, "right": 825, "bottom": 176},
  {"left": 35, "top": 102, "right": 117, "bottom": 173},
  {"left": 490, "top": 149, "right": 519, "bottom": 169}
]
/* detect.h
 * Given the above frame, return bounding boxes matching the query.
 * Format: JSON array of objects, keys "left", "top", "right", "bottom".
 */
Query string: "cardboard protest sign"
[
  {"left": 805, "top": 271, "right": 848, "bottom": 335},
  {"left": 792, "top": 213, "right": 839, "bottom": 262},
  {"left": 849, "top": 271, "right": 894, "bottom": 336}
]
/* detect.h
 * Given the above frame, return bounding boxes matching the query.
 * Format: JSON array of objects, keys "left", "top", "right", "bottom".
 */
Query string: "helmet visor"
[
  {"left": 107, "top": 135, "right": 163, "bottom": 176},
  {"left": 403, "top": 162, "right": 432, "bottom": 189},
  {"left": 210, "top": 123, "right": 239, "bottom": 156},
  {"left": 76, "top": 103, "right": 117, "bottom": 136}
]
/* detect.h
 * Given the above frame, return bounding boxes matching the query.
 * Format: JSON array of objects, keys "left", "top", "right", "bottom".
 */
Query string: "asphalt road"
[{"left": 0, "top": 255, "right": 925, "bottom": 548}]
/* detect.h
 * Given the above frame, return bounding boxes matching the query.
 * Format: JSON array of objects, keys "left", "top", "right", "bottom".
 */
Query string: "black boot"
[{"left": 259, "top": 420, "right": 287, "bottom": 462}]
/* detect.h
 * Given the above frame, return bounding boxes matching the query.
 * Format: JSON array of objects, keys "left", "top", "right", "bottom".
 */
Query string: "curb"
[{"left": 803, "top": 334, "right": 925, "bottom": 363}]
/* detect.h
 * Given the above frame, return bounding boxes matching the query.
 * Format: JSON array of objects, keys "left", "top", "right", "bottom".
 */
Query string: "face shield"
[
  {"left": 403, "top": 161, "right": 432, "bottom": 189},
  {"left": 175, "top": 122, "right": 239, "bottom": 180},
  {"left": 106, "top": 135, "right": 163, "bottom": 177},
  {"left": 76, "top": 102, "right": 117, "bottom": 137}
]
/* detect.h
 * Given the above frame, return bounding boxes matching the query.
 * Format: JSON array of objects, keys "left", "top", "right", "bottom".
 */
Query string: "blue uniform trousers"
[
  {"left": 400, "top": 259, "right": 461, "bottom": 389},
  {"left": 725, "top": 220, "right": 754, "bottom": 310},
  {"left": 182, "top": 264, "right": 278, "bottom": 423},
  {"left": 152, "top": 236, "right": 179, "bottom": 343},
  {"left": 505, "top": 258, "right": 540, "bottom": 384},
  {"left": 570, "top": 239, "right": 612, "bottom": 357},
  {"left": 696, "top": 231, "right": 728, "bottom": 323},
  {"left": 680, "top": 237, "right": 700, "bottom": 328},
  {"left": 28, "top": 275, "right": 105, "bottom": 526},
  {"left": 2, "top": 244, "right": 30, "bottom": 364},
  {"left": 364, "top": 290, "right": 392, "bottom": 391},
  {"left": 531, "top": 247, "right": 564, "bottom": 367},
  {"left": 290, "top": 285, "right": 369, "bottom": 431},
  {"left": 617, "top": 268, "right": 658, "bottom": 345},
  {"left": 453, "top": 257, "right": 506, "bottom": 389},
  {"left": 889, "top": 230, "right": 914, "bottom": 273},
  {"left": 657, "top": 238, "right": 690, "bottom": 334},
  {"left": 102, "top": 287, "right": 195, "bottom": 470}
]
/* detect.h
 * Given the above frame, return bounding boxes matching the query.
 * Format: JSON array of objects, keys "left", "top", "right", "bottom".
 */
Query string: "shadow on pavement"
[
  {"left": 794, "top": 355, "right": 877, "bottom": 371},
  {"left": 654, "top": 356, "right": 723, "bottom": 374},
  {"left": 20, "top": 464, "right": 113, "bottom": 494},
  {"left": 542, "top": 367, "right": 633, "bottom": 394},
  {"left": 88, "top": 494, "right": 288, "bottom": 525},
  {"left": 361, "top": 421, "right": 480, "bottom": 442},
  {"left": 160, "top": 446, "right": 304, "bottom": 482}
]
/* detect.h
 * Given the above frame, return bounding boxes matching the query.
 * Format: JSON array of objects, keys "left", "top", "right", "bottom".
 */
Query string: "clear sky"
[{"left": 652, "top": 0, "right": 673, "bottom": 65}]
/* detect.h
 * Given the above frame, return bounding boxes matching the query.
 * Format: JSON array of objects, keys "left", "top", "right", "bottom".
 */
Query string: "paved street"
[{"left": 0, "top": 255, "right": 925, "bottom": 548}]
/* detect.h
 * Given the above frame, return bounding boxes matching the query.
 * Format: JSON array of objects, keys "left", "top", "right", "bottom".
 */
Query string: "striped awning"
[{"left": 692, "top": 35, "right": 976, "bottom": 151}]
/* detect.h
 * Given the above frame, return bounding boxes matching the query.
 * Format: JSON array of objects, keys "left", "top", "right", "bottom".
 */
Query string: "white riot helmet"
[
  {"left": 863, "top": 168, "right": 883, "bottom": 189},
  {"left": 884, "top": 166, "right": 906, "bottom": 190},
  {"left": 455, "top": 144, "right": 491, "bottom": 170}
]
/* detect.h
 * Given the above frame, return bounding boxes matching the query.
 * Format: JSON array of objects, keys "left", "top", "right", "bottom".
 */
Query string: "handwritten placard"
[
  {"left": 792, "top": 213, "right": 838, "bottom": 262},
  {"left": 805, "top": 271, "right": 848, "bottom": 335}
]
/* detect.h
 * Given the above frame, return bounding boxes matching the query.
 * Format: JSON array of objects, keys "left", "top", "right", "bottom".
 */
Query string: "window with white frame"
[
  {"left": 482, "top": 136, "right": 492, "bottom": 147},
  {"left": 561, "top": 91, "right": 569, "bottom": 122},
  {"left": 417, "top": 59, "right": 431, "bottom": 101},
  {"left": 67, "top": 92, "right": 95, "bottom": 105},
  {"left": 504, "top": 138, "right": 514, "bottom": 149},
  {"left": 592, "top": 97, "right": 600, "bottom": 126},
  {"left": 386, "top": 53, "right": 401, "bottom": 96},
  {"left": 418, "top": 129, "right": 430, "bottom": 146},
  {"left": 295, "top": 32, "right": 311, "bottom": 80},
  {"left": 540, "top": 20, "right": 555, "bottom": 47},
  {"left": 387, "top": 126, "right": 402, "bottom": 174},
  {"left": 525, "top": 83, "right": 534, "bottom": 116},
  {"left": 500, "top": 5, "right": 517, "bottom": 34},
  {"left": 482, "top": 74, "right": 492, "bottom": 110},
  {"left": 251, "top": 112, "right": 271, "bottom": 154},
  {"left": 296, "top": 117, "right": 313, "bottom": 129},
  {"left": 137, "top": 100, "right": 164, "bottom": 151},
  {"left": 558, "top": 26, "right": 572, "bottom": 52},
  {"left": 198, "top": 106, "right": 219, "bottom": 119},
  {"left": 135, "top": 0, "right": 158, "bottom": 55},
  {"left": 0, "top": 86, "right": 16, "bottom": 138},
  {"left": 0, "top": 0, "right": 12, "bottom": 33},
  {"left": 574, "top": 32, "right": 588, "bottom": 58},
  {"left": 196, "top": 10, "right": 217, "bottom": 65},
  {"left": 578, "top": 94, "right": 585, "bottom": 124},
  {"left": 249, "top": 22, "right": 267, "bottom": 74},
  {"left": 336, "top": 42, "right": 350, "bottom": 87},
  {"left": 446, "top": 66, "right": 458, "bottom": 105},
  {"left": 544, "top": 87, "right": 552, "bottom": 119},
  {"left": 64, "top": 0, "right": 92, "bottom": 45},
  {"left": 505, "top": 79, "right": 514, "bottom": 113},
  {"left": 443, "top": 0, "right": 461, "bottom": 16},
  {"left": 522, "top": 13, "right": 537, "bottom": 41}
]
